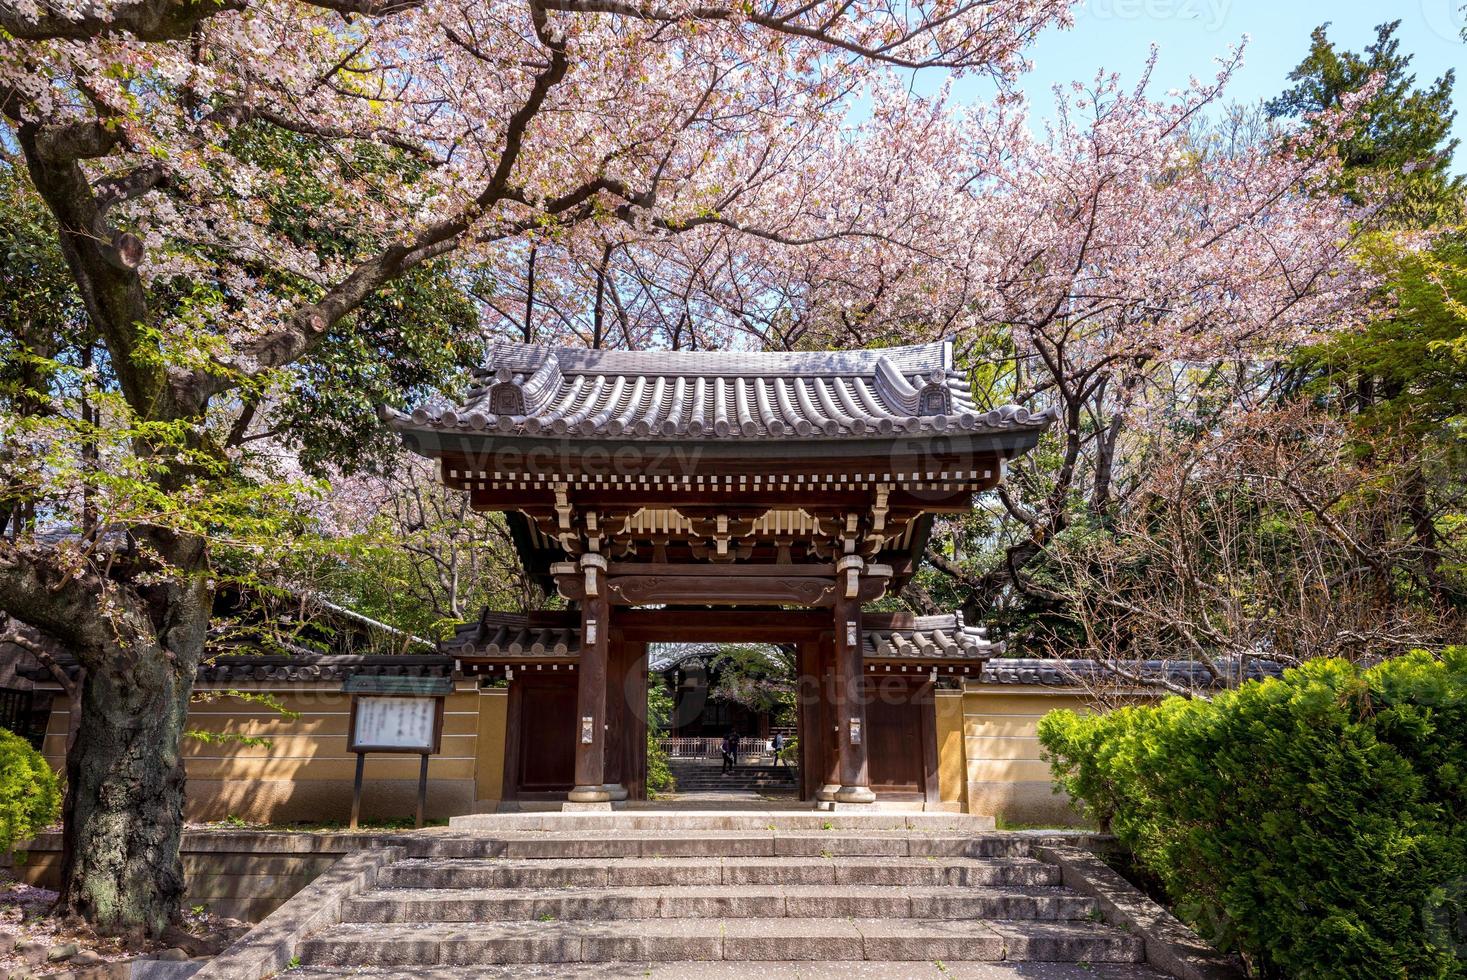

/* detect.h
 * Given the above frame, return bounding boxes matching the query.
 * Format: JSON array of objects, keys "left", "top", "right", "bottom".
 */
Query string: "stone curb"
[
  {"left": 189, "top": 846, "right": 403, "bottom": 980},
  {"left": 446, "top": 811, "right": 997, "bottom": 832},
  {"left": 1035, "top": 844, "right": 1245, "bottom": 980},
  {"left": 8, "top": 830, "right": 420, "bottom": 856}
]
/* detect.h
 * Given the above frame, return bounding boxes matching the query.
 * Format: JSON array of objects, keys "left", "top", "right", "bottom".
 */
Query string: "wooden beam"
[
  {"left": 605, "top": 562, "right": 835, "bottom": 577},
  {"left": 615, "top": 608, "right": 828, "bottom": 642},
  {"left": 919, "top": 680, "right": 941, "bottom": 806},
  {"left": 569, "top": 560, "right": 618, "bottom": 803},
  {"left": 606, "top": 575, "right": 839, "bottom": 607},
  {"left": 468, "top": 486, "right": 978, "bottom": 513},
  {"left": 460, "top": 607, "right": 962, "bottom": 640},
  {"left": 439, "top": 447, "right": 1003, "bottom": 481},
  {"left": 469, "top": 607, "right": 958, "bottom": 638}
]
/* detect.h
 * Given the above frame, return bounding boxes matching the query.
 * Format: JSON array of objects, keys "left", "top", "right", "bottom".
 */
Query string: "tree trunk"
[
  {"left": 59, "top": 639, "right": 196, "bottom": 940},
  {"left": 1, "top": 539, "right": 210, "bottom": 941}
]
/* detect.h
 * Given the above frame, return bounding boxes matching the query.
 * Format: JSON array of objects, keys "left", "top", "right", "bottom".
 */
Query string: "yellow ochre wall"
[
  {"left": 954, "top": 684, "right": 1104, "bottom": 826},
  {"left": 41, "top": 680, "right": 501, "bottom": 824},
  {"left": 473, "top": 686, "right": 508, "bottom": 807},
  {"left": 35, "top": 676, "right": 1104, "bottom": 825},
  {"left": 933, "top": 690, "right": 967, "bottom": 809}
]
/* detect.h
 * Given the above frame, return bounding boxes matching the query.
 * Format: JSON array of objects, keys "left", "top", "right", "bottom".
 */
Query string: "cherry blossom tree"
[
  {"left": 0, "top": 0, "right": 1077, "bottom": 938},
  {"left": 567, "top": 54, "right": 1376, "bottom": 635},
  {"left": 861, "top": 56, "right": 1375, "bottom": 622},
  {"left": 314, "top": 461, "right": 537, "bottom": 639}
]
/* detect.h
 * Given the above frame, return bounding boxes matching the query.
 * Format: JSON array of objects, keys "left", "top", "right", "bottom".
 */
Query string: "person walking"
[
  {"left": 772, "top": 731, "right": 786, "bottom": 768},
  {"left": 721, "top": 731, "right": 735, "bottom": 774}
]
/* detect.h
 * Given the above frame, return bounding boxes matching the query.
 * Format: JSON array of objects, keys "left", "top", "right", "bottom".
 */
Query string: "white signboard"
[{"left": 350, "top": 696, "right": 439, "bottom": 753}]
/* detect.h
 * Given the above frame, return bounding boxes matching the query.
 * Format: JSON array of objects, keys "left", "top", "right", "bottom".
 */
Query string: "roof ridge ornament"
[
  {"left": 485, "top": 353, "right": 564, "bottom": 418},
  {"left": 918, "top": 368, "right": 952, "bottom": 416}
]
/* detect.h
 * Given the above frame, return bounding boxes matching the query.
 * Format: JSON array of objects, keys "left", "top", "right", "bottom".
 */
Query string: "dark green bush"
[
  {"left": 646, "top": 730, "right": 675, "bottom": 797},
  {"left": 1038, "top": 650, "right": 1467, "bottom": 979},
  {"left": 0, "top": 725, "right": 61, "bottom": 857},
  {"left": 646, "top": 677, "right": 676, "bottom": 797}
]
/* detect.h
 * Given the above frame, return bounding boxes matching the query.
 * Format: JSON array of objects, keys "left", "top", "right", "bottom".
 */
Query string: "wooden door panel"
[
  {"left": 518, "top": 682, "right": 577, "bottom": 792},
  {"left": 866, "top": 695, "right": 922, "bottom": 794}
]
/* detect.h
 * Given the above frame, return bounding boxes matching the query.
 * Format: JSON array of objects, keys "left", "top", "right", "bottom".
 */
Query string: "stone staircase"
[
  {"left": 669, "top": 760, "right": 798, "bottom": 791},
  {"left": 289, "top": 816, "right": 1148, "bottom": 971}
]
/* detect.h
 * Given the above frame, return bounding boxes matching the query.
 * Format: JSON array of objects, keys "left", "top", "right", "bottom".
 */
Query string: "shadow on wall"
[{"left": 40, "top": 686, "right": 499, "bottom": 825}]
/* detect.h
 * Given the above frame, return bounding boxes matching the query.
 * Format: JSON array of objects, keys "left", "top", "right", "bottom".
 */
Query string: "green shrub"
[
  {"left": 1038, "top": 650, "right": 1467, "bottom": 979},
  {"left": 0, "top": 726, "right": 61, "bottom": 857},
  {"left": 646, "top": 731, "right": 675, "bottom": 797},
  {"left": 645, "top": 675, "right": 676, "bottom": 797}
]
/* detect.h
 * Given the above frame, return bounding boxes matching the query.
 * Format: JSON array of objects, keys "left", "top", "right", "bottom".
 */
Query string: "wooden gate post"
[
  {"left": 833, "top": 557, "right": 875, "bottom": 804},
  {"left": 570, "top": 553, "right": 617, "bottom": 804}
]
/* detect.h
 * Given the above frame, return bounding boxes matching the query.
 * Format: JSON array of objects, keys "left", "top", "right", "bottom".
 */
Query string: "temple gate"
[{"left": 388, "top": 340, "right": 1051, "bottom": 808}]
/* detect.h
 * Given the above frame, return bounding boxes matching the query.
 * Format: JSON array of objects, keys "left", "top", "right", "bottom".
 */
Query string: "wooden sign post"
[{"left": 343, "top": 675, "right": 452, "bottom": 829}]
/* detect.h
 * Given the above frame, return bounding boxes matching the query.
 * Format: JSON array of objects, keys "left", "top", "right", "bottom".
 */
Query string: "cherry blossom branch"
[
  {"left": 1, "top": 0, "right": 428, "bottom": 41},
  {"left": 0, "top": 0, "right": 243, "bottom": 41},
  {"left": 205, "top": 103, "right": 438, "bottom": 164},
  {"left": 210, "top": 0, "right": 574, "bottom": 396},
  {"left": 538, "top": 0, "right": 1023, "bottom": 71}
]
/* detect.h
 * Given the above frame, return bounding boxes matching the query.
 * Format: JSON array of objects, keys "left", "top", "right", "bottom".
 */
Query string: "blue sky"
[{"left": 942, "top": 0, "right": 1467, "bottom": 171}]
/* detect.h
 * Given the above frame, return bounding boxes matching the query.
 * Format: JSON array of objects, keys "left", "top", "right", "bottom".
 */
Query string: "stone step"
[
  {"left": 379, "top": 855, "right": 1061, "bottom": 889},
  {"left": 674, "top": 786, "right": 796, "bottom": 793},
  {"left": 673, "top": 774, "right": 796, "bottom": 781},
  {"left": 342, "top": 884, "right": 1096, "bottom": 923},
  {"left": 675, "top": 779, "right": 796, "bottom": 788},
  {"left": 443, "top": 811, "right": 996, "bottom": 833},
  {"left": 403, "top": 830, "right": 1102, "bottom": 862},
  {"left": 299, "top": 917, "right": 1146, "bottom": 966},
  {"left": 671, "top": 767, "right": 796, "bottom": 781},
  {"left": 456, "top": 832, "right": 994, "bottom": 859},
  {"left": 669, "top": 765, "right": 795, "bottom": 774},
  {"left": 673, "top": 787, "right": 794, "bottom": 792},
  {"left": 284, "top": 963, "right": 1170, "bottom": 980}
]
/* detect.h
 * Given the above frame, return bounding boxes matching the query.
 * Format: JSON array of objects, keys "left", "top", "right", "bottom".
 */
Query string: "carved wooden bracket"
[{"left": 550, "top": 560, "right": 585, "bottom": 602}]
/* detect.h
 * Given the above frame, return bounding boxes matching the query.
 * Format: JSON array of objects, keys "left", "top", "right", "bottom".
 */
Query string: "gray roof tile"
[
  {"left": 391, "top": 339, "right": 1055, "bottom": 442},
  {"left": 443, "top": 611, "right": 997, "bottom": 663},
  {"left": 979, "top": 657, "right": 1285, "bottom": 689},
  {"left": 865, "top": 611, "right": 1001, "bottom": 662}
]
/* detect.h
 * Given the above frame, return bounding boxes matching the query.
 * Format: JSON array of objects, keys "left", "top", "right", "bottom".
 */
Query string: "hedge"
[
  {"left": 0, "top": 725, "right": 61, "bottom": 858},
  {"left": 1038, "top": 650, "right": 1467, "bottom": 979}
]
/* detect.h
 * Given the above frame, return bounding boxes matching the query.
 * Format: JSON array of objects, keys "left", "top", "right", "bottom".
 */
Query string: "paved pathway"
[{"left": 639, "top": 789, "right": 801, "bottom": 809}]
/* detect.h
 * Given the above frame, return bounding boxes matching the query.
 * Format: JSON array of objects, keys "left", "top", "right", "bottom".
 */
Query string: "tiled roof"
[
  {"left": 389, "top": 339, "right": 1055, "bottom": 441},
  {"left": 979, "top": 657, "right": 1285, "bottom": 689},
  {"left": 443, "top": 611, "right": 997, "bottom": 664},
  {"left": 196, "top": 654, "right": 455, "bottom": 684},
  {"left": 865, "top": 612, "right": 1001, "bottom": 662},
  {"left": 443, "top": 613, "right": 581, "bottom": 660},
  {"left": 1, "top": 644, "right": 456, "bottom": 687}
]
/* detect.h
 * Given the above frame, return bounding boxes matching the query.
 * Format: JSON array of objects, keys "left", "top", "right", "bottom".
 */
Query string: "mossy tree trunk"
[
  {"left": 58, "top": 615, "right": 201, "bottom": 937},
  {"left": 0, "top": 539, "right": 210, "bottom": 939}
]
